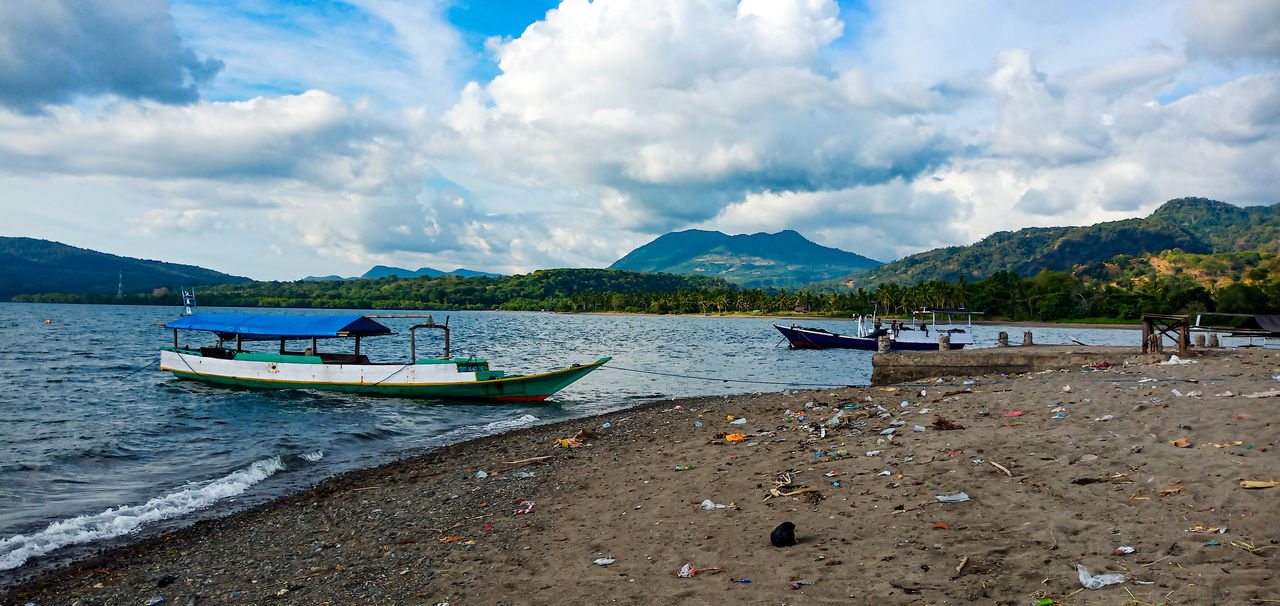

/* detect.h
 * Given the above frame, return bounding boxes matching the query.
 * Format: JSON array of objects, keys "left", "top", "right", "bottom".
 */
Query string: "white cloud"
[{"left": 1181, "top": 0, "right": 1280, "bottom": 65}]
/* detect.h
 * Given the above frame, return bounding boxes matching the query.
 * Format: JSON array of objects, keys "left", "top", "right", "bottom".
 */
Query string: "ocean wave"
[
  {"left": 0, "top": 456, "right": 285, "bottom": 570},
  {"left": 300, "top": 450, "right": 324, "bottom": 462},
  {"left": 481, "top": 414, "right": 540, "bottom": 433}
]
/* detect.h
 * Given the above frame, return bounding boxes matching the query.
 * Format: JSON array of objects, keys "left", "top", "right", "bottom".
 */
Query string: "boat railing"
[{"left": 409, "top": 316, "right": 450, "bottom": 361}]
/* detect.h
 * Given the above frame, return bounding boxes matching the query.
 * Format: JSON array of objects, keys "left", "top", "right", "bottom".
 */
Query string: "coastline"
[{"left": 4, "top": 347, "right": 1277, "bottom": 604}]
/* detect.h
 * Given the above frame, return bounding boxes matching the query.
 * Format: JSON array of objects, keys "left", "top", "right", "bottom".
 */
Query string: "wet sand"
[{"left": 3, "top": 347, "right": 1277, "bottom": 605}]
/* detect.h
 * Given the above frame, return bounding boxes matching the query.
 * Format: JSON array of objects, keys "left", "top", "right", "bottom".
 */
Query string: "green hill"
[
  {"left": 0, "top": 237, "right": 250, "bottom": 300},
  {"left": 609, "top": 229, "right": 880, "bottom": 288},
  {"left": 824, "top": 197, "right": 1280, "bottom": 290}
]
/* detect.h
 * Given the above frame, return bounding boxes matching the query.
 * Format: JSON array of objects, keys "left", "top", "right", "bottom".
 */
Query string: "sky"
[{"left": 0, "top": 0, "right": 1277, "bottom": 281}]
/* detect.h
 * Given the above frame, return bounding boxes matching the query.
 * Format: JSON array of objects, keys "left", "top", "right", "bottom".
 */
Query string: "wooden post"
[
  {"left": 997, "top": 331, "right": 1009, "bottom": 347},
  {"left": 938, "top": 334, "right": 951, "bottom": 351},
  {"left": 877, "top": 335, "right": 891, "bottom": 353},
  {"left": 1022, "top": 331, "right": 1034, "bottom": 346},
  {"left": 1208, "top": 333, "right": 1219, "bottom": 348},
  {"left": 1194, "top": 334, "right": 1205, "bottom": 348}
]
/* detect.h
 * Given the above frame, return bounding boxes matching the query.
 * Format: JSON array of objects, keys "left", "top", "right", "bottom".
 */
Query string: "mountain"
[
  {"left": 609, "top": 229, "right": 881, "bottom": 288},
  {"left": 826, "top": 197, "right": 1280, "bottom": 290},
  {"left": 361, "top": 265, "right": 503, "bottom": 279},
  {"left": 0, "top": 237, "right": 250, "bottom": 300}
]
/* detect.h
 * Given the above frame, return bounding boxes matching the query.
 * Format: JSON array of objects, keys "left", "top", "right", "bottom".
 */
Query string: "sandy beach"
[{"left": 3, "top": 347, "right": 1277, "bottom": 605}]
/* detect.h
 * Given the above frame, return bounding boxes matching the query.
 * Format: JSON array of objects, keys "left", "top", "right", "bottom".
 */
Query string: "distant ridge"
[
  {"left": 361, "top": 265, "right": 503, "bottom": 279},
  {"left": 302, "top": 266, "right": 505, "bottom": 281},
  {"left": 0, "top": 237, "right": 250, "bottom": 300},
  {"left": 609, "top": 229, "right": 881, "bottom": 288},
  {"left": 826, "top": 197, "right": 1280, "bottom": 290}
]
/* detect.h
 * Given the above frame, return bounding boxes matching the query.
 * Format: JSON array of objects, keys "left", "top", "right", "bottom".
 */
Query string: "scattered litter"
[
  {"left": 439, "top": 535, "right": 465, "bottom": 543},
  {"left": 790, "top": 579, "right": 815, "bottom": 590},
  {"left": 730, "top": 418, "right": 747, "bottom": 425},
  {"left": 1114, "top": 545, "right": 1135, "bottom": 555},
  {"left": 475, "top": 471, "right": 488, "bottom": 478},
  {"left": 912, "top": 424, "right": 926, "bottom": 432},
  {"left": 1217, "top": 391, "right": 1236, "bottom": 397},
  {"left": 1095, "top": 415, "right": 1113, "bottom": 422},
  {"left": 675, "top": 465, "right": 695, "bottom": 471},
  {"left": 1243, "top": 389, "right": 1280, "bottom": 398},
  {"left": 593, "top": 558, "right": 615, "bottom": 566},
  {"left": 699, "top": 498, "right": 725, "bottom": 510},
  {"left": 725, "top": 433, "right": 746, "bottom": 443},
  {"left": 866, "top": 450, "right": 881, "bottom": 457},
  {"left": 1188, "top": 526, "right": 1227, "bottom": 534},
  {"left": 971, "top": 458, "right": 984, "bottom": 464},
  {"left": 1003, "top": 411, "right": 1026, "bottom": 417},
  {"left": 878, "top": 470, "right": 891, "bottom": 476},
  {"left": 1168, "top": 437, "right": 1191, "bottom": 448},
  {"left": 514, "top": 502, "right": 534, "bottom": 515},
  {"left": 677, "top": 563, "right": 722, "bottom": 578},
  {"left": 1160, "top": 355, "right": 1194, "bottom": 366},
  {"left": 1240, "top": 479, "right": 1277, "bottom": 489},
  {"left": 900, "top": 400, "right": 911, "bottom": 408},
  {"left": 144, "top": 598, "right": 165, "bottom": 606},
  {"left": 1076, "top": 564, "right": 1125, "bottom": 589},
  {"left": 879, "top": 427, "right": 895, "bottom": 435},
  {"left": 936, "top": 492, "right": 970, "bottom": 503},
  {"left": 1062, "top": 385, "right": 1072, "bottom": 393},
  {"left": 1171, "top": 388, "right": 1183, "bottom": 397},
  {"left": 1052, "top": 412, "right": 1066, "bottom": 419},
  {"left": 932, "top": 523, "right": 949, "bottom": 530}
]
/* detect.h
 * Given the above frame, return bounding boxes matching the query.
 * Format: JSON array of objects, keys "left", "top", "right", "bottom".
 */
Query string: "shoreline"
[{"left": 4, "top": 347, "right": 1277, "bottom": 604}]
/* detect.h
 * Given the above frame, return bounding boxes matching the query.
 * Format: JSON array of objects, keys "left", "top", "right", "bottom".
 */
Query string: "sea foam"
[{"left": 0, "top": 456, "right": 285, "bottom": 570}]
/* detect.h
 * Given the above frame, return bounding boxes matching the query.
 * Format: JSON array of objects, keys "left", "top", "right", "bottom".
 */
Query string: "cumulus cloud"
[
  {"left": 0, "top": 0, "right": 223, "bottom": 114},
  {"left": 445, "top": 0, "right": 953, "bottom": 233}
]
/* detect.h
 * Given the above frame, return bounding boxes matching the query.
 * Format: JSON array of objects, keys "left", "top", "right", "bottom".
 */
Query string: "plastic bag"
[{"left": 1076, "top": 564, "right": 1124, "bottom": 589}]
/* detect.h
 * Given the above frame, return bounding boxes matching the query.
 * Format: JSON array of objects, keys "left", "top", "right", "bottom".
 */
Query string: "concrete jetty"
[{"left": 871, "top": 345, "right": 1166, "bottom": 385}]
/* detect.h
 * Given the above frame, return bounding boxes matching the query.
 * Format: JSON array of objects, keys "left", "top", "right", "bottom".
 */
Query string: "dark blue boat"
[{"left": 775, "top": 311, "right": 974, "bottom": 351}]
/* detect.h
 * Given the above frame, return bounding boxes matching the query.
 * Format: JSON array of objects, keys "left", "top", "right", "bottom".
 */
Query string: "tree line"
[{"left": 15, "top": 266, "right": 1280, "bottom": 321}]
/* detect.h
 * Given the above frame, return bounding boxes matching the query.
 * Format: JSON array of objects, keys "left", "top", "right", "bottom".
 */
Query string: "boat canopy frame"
[{"left": 165, "top": 313, "right": 452, "bottom": 361}]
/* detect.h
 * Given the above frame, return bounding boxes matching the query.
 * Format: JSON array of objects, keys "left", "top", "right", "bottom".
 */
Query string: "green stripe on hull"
[{"left": 167, "top": 358, "right": 608, "bottom": 401}]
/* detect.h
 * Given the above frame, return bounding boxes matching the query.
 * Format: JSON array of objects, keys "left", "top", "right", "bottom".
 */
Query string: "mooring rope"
[
  {"left": 600, "top": 364, "right": 862, "bottom": 389},
  {"left": 121, "top": 359, "right": 160, "bottom": 378}
]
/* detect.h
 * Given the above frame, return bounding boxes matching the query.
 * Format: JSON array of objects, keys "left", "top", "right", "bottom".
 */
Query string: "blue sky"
[{"left": 0, "top": 0, "right": 1277, "bottom": 280}]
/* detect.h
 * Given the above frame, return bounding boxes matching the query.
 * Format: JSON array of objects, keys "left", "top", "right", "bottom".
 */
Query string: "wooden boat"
[
  {"left": 160, "top": 313, "right": 608, "bottom": 401},
  {"left": 775, "top": 308, "right": 978, "bottom": 351}
]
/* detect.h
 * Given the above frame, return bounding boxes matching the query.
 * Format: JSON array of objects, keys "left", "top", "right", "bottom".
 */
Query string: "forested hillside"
[
  {"left": 825, "top": 198, "right": 1280, "bottom": 290},
  {"left": 0, "top": 237, "right": 249, "bottom": 300},
  {"left": 611, "top": 229, "right": 880, "bottom": 288}
]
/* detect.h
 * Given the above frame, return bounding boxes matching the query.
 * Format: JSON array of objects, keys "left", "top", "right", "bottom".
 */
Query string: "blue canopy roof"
[{"left": 165, "top": 314, "right": 392, "bottom": 339}]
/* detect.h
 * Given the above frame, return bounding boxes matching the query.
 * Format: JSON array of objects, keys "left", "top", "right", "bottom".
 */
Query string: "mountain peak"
[{"left": 609, "top": 229, "right": 880, "bottom": 288}]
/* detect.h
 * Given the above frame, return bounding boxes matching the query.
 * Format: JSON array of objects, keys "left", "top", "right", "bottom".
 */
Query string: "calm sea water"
[{"left": 0, "top": 302, "right": 1140, "bottom": 580}]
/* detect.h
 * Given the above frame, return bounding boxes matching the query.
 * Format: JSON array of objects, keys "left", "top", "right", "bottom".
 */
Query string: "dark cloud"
[{"left": 0, "top": 0, "right": 223, "bottom": 114}]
